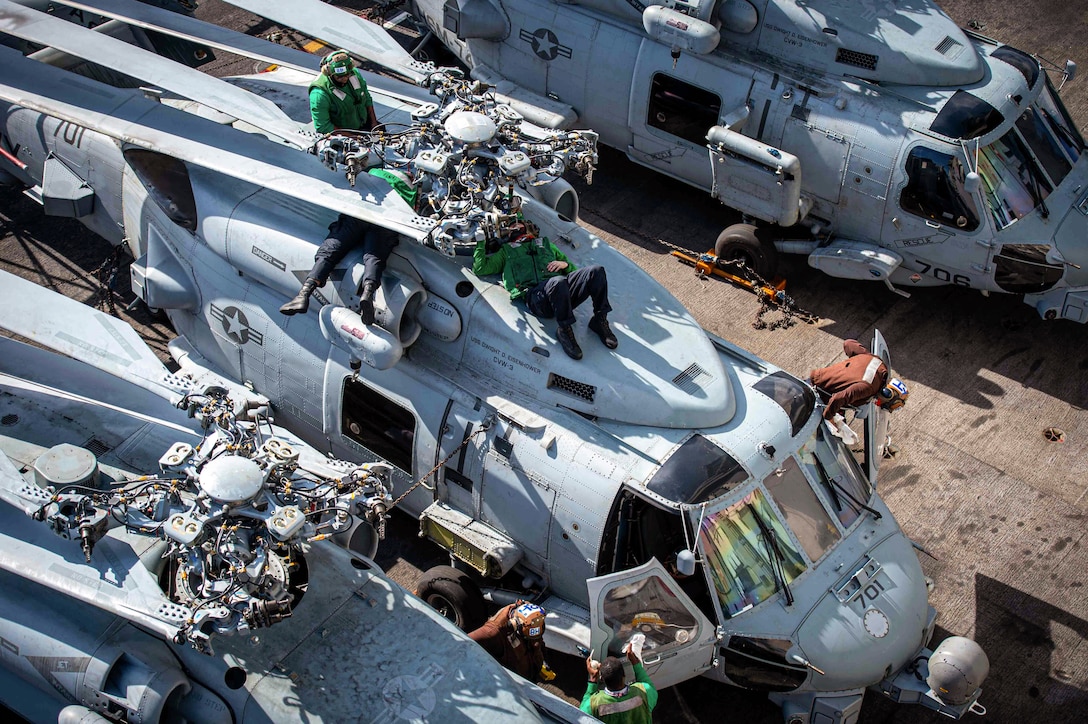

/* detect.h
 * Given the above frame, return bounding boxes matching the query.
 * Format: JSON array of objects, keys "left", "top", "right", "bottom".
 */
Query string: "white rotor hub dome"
[
  {"left": 444, "top": 111, "right": 496, "bottom": 143},
  {"left": 200, "top": 456, "right": 263, "bottom": 503}
]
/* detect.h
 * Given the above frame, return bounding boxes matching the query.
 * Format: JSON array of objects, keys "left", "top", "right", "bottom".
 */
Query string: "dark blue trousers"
[
  {"left": 526, "top": 265, "right": 611, "bottom": 328},
  {"left": 308, "top": 214, "right": 398, "bottom": 288}
]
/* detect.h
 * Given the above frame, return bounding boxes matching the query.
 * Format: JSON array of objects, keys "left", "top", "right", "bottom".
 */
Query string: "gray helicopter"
[
  {"left": 409, "top": 0, "right": 1088, "bottom": 322},
  {"left": 0, "top": 271, "right": 589, "bottom": 722},
  {"left": 0, "top": 1, "right": 988, "bottom": 722}
]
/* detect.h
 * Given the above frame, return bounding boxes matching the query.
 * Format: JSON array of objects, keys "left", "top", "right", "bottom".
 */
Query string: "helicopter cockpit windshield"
[
  {"left": 915, "top": 47, "right": 1084, "bottom": 233},
  {"left": 690, "top": 421, "right": 876, "bottom": 620},
  {"left": 797, "top": 424, "right": 873, "bottom": 528},
  {"left": 975, "top": 87, "right": 1083, "bottom": 229},
  {"left": 694, "top": 489, "right": 807, "bottom": 618}
]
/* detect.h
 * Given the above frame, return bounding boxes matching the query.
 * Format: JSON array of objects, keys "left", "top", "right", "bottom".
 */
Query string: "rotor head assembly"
[
  {"left": 22, "top": 385, "right": 393, "bottom": 653},
  {"left": 313, "top": 68, "right": 598, "bottom": 256}
]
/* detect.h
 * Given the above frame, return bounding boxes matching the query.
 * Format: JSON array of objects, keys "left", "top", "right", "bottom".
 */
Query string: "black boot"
[
  {"left": 557, "top": 324, "right": 582, "bottom": 360},
  {"left": 359, "top": 280, "right": 377, "bottom": 325},
  {"left": 280, "top": 278, "right": 319, "bottom": 315},
  {"left": 588, "top": 313, "right": 618, "bottom": 349}
]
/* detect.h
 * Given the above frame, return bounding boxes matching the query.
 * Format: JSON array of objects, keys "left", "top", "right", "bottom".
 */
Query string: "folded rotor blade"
[
  {"left": 48, "top": 0, "right": 323, "bottom": 75},
  {"left": 0, "top": 271, "right": 186, "bottom": 405},
  {"left": 0, "top": 0, "right": 312, "bottom": 147},
  {"left": 0, "top": 46, "right": 427, "bottom": 241},
  {"left": 218, "top": 0, "right": 433, "bottom": 84}
]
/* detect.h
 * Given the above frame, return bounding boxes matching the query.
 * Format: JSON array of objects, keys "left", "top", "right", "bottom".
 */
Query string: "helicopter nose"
[
  {"left": 1053, "top": 195, "right": 1088, "bottom": 285},
  {"left": 795, "top": 534, "right": 930, "bottom": 692}
]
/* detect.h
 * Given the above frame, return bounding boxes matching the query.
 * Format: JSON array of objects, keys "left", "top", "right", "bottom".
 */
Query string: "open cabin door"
[
  {"left": 629, "top": 48, "right": 723, "bottom": 190},
  {"left": 586, "top": 558, "right": 716, "bottom": 689},
  {"left": 864, "top": 329, "right": 892, "bottom": 484}
]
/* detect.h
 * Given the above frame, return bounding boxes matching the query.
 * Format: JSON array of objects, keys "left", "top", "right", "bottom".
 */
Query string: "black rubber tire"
[
  {"left": 714, "top": 223, "right": 778, "bottom": 279},
  {"left": 414, "top": 565, "right": 487, "bottom": 632}
]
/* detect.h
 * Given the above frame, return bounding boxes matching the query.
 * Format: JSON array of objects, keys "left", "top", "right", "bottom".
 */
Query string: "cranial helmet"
[
  {"left": 322, "top": 50, "right": 354, "bottom": 78},
  {"left": 511, "top": 602, "right": 546, "bottom": 641},
  {"left": 505, "top": 222, "right": 531, "bottom": 244},
  {"left": 876, "top": 377, "right": 909, "bottom": 411}
]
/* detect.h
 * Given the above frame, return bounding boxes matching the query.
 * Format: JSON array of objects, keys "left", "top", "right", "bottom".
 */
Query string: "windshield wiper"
[
  {"left": 1015, "top": 143, "right": 1051, "bottom": 218},
  {"left": 746, "top": 502, "right": 794, "bottom": 606},
  {"left": 812, "top": 453, "right": 844, "bottom": 512},
  {"left": 1042, "top": 108, "right": 1085, "bottom": 152},
  {"left": 813, "top": 452, "right": 883, "bottom": 521},
  {"left": 1026, "top": 163, "right": 1050, "bottom": 219}
]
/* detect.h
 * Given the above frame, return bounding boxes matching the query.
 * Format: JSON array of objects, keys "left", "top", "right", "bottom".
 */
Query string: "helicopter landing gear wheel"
[
  {"left": 714, "top": 223, "right": 778, "bottom": 279},
  {"left": 415, "top": 565, "right": 487, "bottom": 632}
]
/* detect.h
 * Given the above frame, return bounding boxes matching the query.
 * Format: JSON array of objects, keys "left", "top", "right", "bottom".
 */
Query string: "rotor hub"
[
  {"left": 444, "top": 111, "right": 496, "bottom": 143},
  {"left": 199, "top": 455, "right": 263, "bottom": 503}
]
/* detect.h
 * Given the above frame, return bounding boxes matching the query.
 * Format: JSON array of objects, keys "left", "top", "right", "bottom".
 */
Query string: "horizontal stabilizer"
[
  {"left": 51, "top": 0, "right": 323, "bottom": 75},
  {"left": 0, "top": 0, "right": 311, "bottom": 147},
  {"left": 0, "top": 46, "right": 427, "bottom": 240},
  {"left": 0, "top": 270, "right": 185, "bottom": 404},
  {"left": 219, "top": 0, "right": 434, "bottom": 84}
]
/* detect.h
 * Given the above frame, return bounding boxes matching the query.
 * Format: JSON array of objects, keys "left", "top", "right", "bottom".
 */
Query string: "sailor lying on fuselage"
[{"left": 472, "top": 221, "right": 618, "bottom": 361}]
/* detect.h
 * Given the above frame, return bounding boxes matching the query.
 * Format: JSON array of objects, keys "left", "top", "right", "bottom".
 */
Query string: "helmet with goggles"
[
  {"left": 322, "top": 50, "right": 354, "bottom": 78},
  {"left": 876, "top": 377, "right": 909, "bottom": 411},
  {"left": 510, "top": 602, "right": 546, "bottom": 641}
]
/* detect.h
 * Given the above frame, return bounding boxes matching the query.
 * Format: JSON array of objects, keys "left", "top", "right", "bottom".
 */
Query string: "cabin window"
[
  {"left": 647, "top": 73, "right": 722, "bottom": 147},
  {"left": 899, "top": 146, "right": 980, "bottom": 231},
  {"left": 762, "top": 456, "right": 840, "bottom": 562},
  {"left": 993, "top": 244, "right": 1064, "bottom": 294},
  {"left": 340, "top": 378, "right": 415, "bottom": 473}
]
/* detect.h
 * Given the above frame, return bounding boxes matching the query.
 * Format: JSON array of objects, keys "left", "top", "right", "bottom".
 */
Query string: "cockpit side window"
[
  {"left": 930, "top": 90, "right": 1004, "bottom": 140},
  {"left": 341, "top": 377, "right": 415, "bottom": 473},
  {"left": 648, "top": 73, "right": 722, "bottom": 147},
  {"left": 899, "top": 146, "right": 981, "bottom": 231},
  {"left": 600, "top": 574, "right": 700, "bottom": 657},
  {"left": 1037, "top": 76, "right": 1084, "bottom": 158},
  {"left": 992, "top": 46, "right": 1041, "bottom": 89}
]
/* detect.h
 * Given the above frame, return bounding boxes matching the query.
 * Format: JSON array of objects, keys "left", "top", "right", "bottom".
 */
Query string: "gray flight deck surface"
[{"left": 1, "top": 0, "right": 1085, "bottom": 721}]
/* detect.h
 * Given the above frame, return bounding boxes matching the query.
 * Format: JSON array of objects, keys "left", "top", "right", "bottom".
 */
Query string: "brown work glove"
[{"left": 489, "top": 602, "right": 518, "bottom": 630}]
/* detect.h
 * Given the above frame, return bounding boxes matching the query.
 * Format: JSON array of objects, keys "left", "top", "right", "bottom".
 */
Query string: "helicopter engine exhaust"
[{"left": 521, "top": 177, "right": 579, "bottom": 222}]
